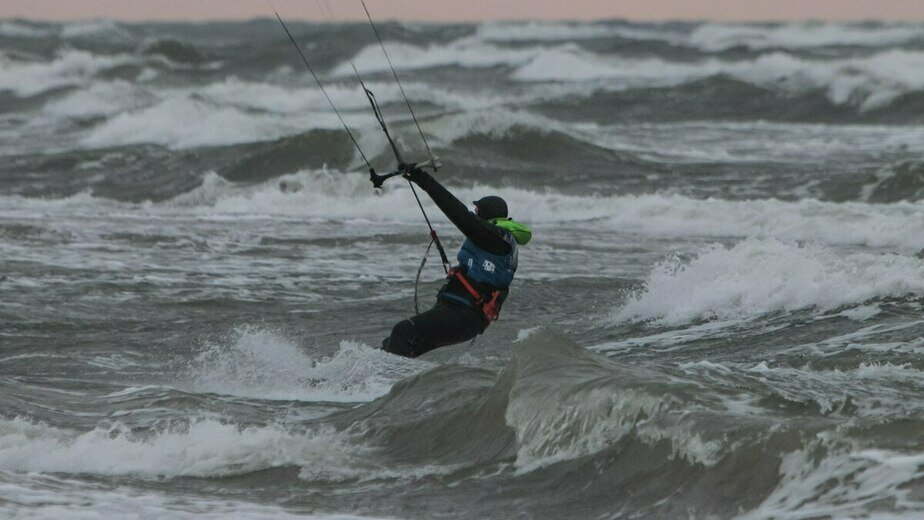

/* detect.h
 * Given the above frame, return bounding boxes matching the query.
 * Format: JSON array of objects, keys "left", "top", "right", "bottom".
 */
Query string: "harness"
[{"left": 448, "top": 267, "right": 502, "bottom": 322}]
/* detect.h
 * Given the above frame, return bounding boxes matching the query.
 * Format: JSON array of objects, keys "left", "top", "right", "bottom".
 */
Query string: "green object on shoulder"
[{"left": 491, "top": 218, "right": 532, "bottom": 245}]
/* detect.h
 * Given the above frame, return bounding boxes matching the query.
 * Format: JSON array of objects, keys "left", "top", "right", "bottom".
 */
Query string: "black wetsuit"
[{"left": 381, "top": 170, "right": 513, "bottom": 358}]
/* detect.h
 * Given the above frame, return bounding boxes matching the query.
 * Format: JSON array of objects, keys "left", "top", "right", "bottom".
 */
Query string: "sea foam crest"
[
  {"left": 182, "top": 326, "right": 431, "bottom": 402},
  {"left": 160, "top": 174, "right": 924, "bottom": 253},
  {"left": 42, "top": 80, "right": 156, "bottom": 119},
  {"left": 615, "top": 238, "right": 924, "bottom": 325},
  {"left": 689, "top": 22, "right": 924, "bottom": 51},
  {"left": 334, "top": 40, "right": 571, "bottom": 75},
  {"left": 0, "top": 21, "right": 49, "bottom": 38},
  {"left": 76, "top": 77, "right": 495, "bottom": 149},
  {"left": 6, "top": 171, "right": 924, "bottom": 254},
  {"left": 512, "top": 49, "right": 924, "bottom": 111},
  {"left": 0, "top": 416, "right": 359, "bottom": 479},
  {"left": 0, "top": 50, "right": 131, "bottom": 98},
  {"left": 474, "top": 21, "right": 683, "bottom": 44},
  {"left": 504, "top": 331, "right": 728, "bottom": 472},
  {"left": 740, "top": 444, "right": 924, "bottom": 520},
  {"left": 81, "top": 96, "right": 345, "bottom": 149},
  {"left": 0, "top": 474, "right": 370, "bottom": 520}
]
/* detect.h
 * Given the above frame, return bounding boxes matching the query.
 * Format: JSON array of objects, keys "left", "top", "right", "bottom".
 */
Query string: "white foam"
[
  {"left": 515, "top": 327, "right": 543, "bottom": 342},
  {"left": 474, "top": 21, "right": 924, "bottom": 52},
  {"left": 740, "top": 444, "right": 924, "bottom": 519},
  {"left": 475, "top": 21, "right": 682, "bottom": 44},
  {"left": 584, "top": 195, "right": 924, "bottom": 252},
  {"left": 0, "top": 473, "right": 382, "bottom": 520},
  {"left": 511, "top": 48, "right": 924, "bottom": 111},
  {"left": 195, "top": 78, "right": 364, "bottom": 113},
  {"left": 506, "top": 379, "right": 725, "bottom": 472},
  {"left": 184, "top": 172, "right": 924, "bottom": 255},
  {"left": 335, "top": 40, "right": 560, "bottom": 75},
  {"left": 80, "top": 96, "right": 344, "bottom": 149},
  {"left": 616, "top": 238, "right": 924, "bottom": 325},
  {"left": 0, "top": 21, "right": 48, "bottom": 38},
  {"left": 0, "top": 417, "right": 360, "bottom": 479},
  {"left": 182, "top": 326, "right": 431, "bottom": 402},
  {"left": 42, "top": 80, "right": 156, "bottom": 119},
  {"left": 194, "top": 77, "right": 496, "bottom": 114},
  {"left": 511, "top": 46, "right": 623, "bottom": 82},
  {"left": 838, "top": 304, "right": 882, "bottom": 321},
  {"left": 681, "top": 358, "right": 924, "bottom": 417},
  {"left": 0, "top": 50, "right": 131, "bottom": 98},
  {"left": 690, "top": 22, "right": 924, "bottom": 51},
  {"left": 64, "top": 75, "right": 503, "bottom": 149},
  {"left": 6, "top": 172, "right": 924, "bottom": 255},
  {"left": 426, "top": 108, "right": 562, "bottom": 144},
  {"left": 60, "top": 19, "right": 128, "bottom": 39},
  {"left": 74, "top": 73, "right": 495, "bottom": 149},
  {"left": 507, "top": 386, "right": 662, "bottom": 471}
]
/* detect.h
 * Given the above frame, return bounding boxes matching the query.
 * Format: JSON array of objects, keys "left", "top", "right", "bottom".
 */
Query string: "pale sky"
[{"left": 2, "top": 0, "right": 924, "bottom": 22}]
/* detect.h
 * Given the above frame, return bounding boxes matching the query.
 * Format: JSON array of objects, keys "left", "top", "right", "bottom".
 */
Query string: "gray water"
[{"left": 3, "top": 17, "right": 924, "bottom": 519}]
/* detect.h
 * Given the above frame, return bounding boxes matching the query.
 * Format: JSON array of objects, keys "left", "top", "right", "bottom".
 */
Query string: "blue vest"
[{"left": 440, "top": 231, "right": 518, "bottom": 308}]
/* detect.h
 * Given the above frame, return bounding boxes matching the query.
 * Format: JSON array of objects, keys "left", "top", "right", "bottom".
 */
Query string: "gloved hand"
[{"left": 402, "top": 163, "right": 426, "bottom": 183}]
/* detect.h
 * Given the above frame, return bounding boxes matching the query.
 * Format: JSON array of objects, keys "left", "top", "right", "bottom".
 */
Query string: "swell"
[
  {"left": 321, "top": 329, "right": 847, "bottom": 518},
  {"left": 437, "top": 123, "right": 660, "bottom": 191},
  {"left": 536, "top": 75, "right": 924, "bottom": 124},
  {"left": 0, "top": 129, "right": 356, "bottom": 202}
]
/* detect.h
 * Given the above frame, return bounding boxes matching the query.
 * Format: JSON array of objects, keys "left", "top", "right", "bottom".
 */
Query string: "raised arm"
[{"left": 406, "top": 168, "right": 511, "bottom": 256}]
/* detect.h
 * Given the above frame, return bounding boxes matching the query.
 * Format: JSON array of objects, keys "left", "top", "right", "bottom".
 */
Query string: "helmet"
[{"left": 472, "top": 196, "right": 507, "bottom": 220}]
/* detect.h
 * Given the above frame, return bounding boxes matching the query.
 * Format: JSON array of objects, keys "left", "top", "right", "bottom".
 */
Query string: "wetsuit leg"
[{"left": 381, "top": 301, "right": 484, "bottom": 358}]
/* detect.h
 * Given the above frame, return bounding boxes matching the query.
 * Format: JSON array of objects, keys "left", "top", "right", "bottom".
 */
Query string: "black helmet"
[{"left": 473, "top": 196, "right": 508, "bottom": 220}]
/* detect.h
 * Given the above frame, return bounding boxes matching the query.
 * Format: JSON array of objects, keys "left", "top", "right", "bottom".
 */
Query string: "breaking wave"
[
  {"left": 0, "top": 417, "right": 357, "bottom": 479},
  {"left": 0, "top": 50, "right": 132, "bottom": 98},
  {"left": 688, "top": 22, "right": 924, "bottom": 51},
  {"left": 514, "top": 49, "right": 924, "bottom": 113},
  {"left": 615, "top": 238, "right": 924, "bottom": 325},
  {"left": 182, "top": 326, "right": 431, "bottom": 402},
  {"left": 4, "top": 172, "right": 924, "bottom": 253}
]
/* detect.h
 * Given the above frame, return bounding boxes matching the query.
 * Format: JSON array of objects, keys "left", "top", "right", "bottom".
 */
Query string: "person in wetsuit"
[{"left": 381, "top": 166, "right": 531, "bottom": 358}]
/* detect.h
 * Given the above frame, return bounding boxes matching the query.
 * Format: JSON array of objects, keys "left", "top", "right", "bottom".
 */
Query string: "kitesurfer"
[
  {"left": 267, "top": 2, "right": 530, "bottom": 358},
  {"left": 381, "top": 166, "right": 531, "bottom": 358}
]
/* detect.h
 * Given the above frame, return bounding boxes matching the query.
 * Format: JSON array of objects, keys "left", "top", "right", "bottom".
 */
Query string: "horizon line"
[{"left": 4, "top": 15, "right": 923, "bottom": 24}]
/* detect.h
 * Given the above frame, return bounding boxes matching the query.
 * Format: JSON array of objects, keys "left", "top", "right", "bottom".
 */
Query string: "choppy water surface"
[{"left": 3, "top": 17, "right": 924, "bottom": 519}]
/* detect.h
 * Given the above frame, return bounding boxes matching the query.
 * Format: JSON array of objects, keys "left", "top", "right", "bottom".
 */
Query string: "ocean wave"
[
  {"left": 425, "top": 107, "right": 640, "bottom": 152},
  {"left": 861, "top": 160, "right": 924, "bottom": 202},
  {"left": 181, "top": 326, "right": 431, "bottom": 402},
  {"left": 615, "top": 238, "right": 924, "bottom": 326},
  {"left": 689, "top": 22, "right": 924, "bottom": 51},
  {"left": 141, "top": 39, "right": 206, "bottom": 64},
  {"left": 0, "top": 473, "right": 368, "bottom": 520},
  {"left": 333, "top": 40, "right": 544, "bottom": 75},
  {"left": 513, "top": 49, "right": 924, "bottom": 112},
  {"left": 41, "top": 80, "right": 157, "bottom": 119},
  {"left": 679, "top": 358, "right": 924, "bottom": 417},
  {"left": 740, "top": 444, "right": 924, "bottom": 520},
  {"left": 60, "top": 75, "right": 496, "bottom": 149},
  {"left": 0, "top": 50, "right": 132, "bottom": 98},
  {"left": 0, "top": 416, "right": 363, "bottom": 479},
  {"left": 0, "top": 21, "right": 49, "bottom": 38},
  {"left": 192, "top": 77, "right": 495, "bottom": 114},
  {"left": 80, "top": 96, "right": 345, "bottom": 149},
  {"left": 502, "top": 330, "right": 725, "bottom": 471},
  {"left": 476, "top": 20, "right": 924, "bottom": 52},
  {"left": 325, "top": 32, "right": 924, "bottom": 116},
  {"left": 59, "top": 19, "right": 128, "bottom": 39},
  {"left": 474, "top": 20, "right": 684, "bottom": 44},
  {"left": 6, "top": 173, "right": 924, "bottom": 253},
  {"left": 340, "top": 329, "right": 769, "bottom": 477}
]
